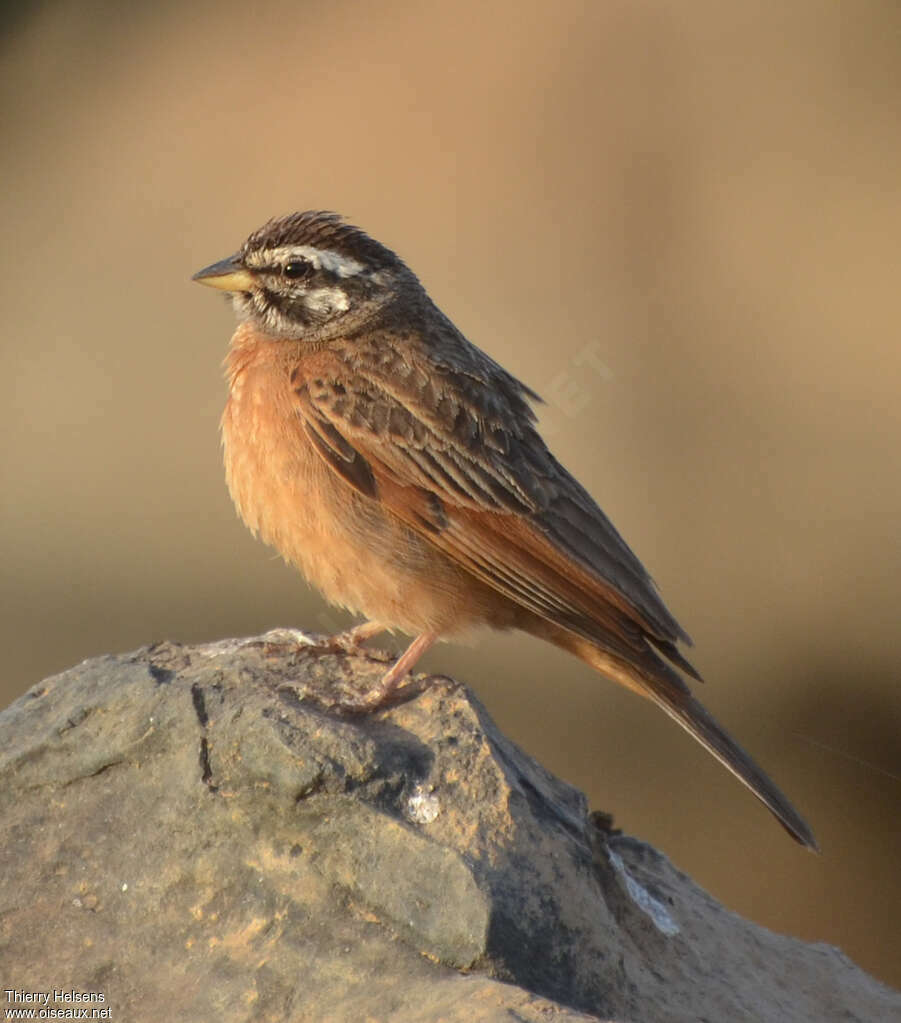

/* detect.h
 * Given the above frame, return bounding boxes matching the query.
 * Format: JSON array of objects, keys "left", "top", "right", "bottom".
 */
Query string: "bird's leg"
[
  {"left": 353, "top": 630, "right": 439, "bottom": 710},
  {"left": 380, "top": 630, "right": 438, "bottom": 689},
  {"left": 323, "top": 620, "right": 387, "bottom": 653}
]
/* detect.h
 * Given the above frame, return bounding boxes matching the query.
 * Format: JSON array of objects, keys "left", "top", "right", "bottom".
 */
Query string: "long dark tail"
[
  {"left": 640, "top": 686, "right": 817, "bottom": 850},
  {"left": 534, "top": 620, "right": 818, "bottom": 850}
]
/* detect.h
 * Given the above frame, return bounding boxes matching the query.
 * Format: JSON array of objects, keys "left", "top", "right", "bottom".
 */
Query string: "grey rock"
[{"left": 0, "top": 631, "right": 897, "bottom": 1022}]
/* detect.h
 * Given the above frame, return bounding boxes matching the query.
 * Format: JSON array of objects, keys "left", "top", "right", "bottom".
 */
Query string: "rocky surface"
[{"left": 1, "top": 630, "right": 897, "bottom": 1022}]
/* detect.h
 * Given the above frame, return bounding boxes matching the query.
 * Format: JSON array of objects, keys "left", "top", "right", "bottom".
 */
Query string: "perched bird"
[{"left": 193, "top": 211, "right": 816, "bottom": 849}]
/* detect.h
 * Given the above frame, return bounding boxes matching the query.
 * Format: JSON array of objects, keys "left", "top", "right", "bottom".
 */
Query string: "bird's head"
[{"left": 193, "top": 211, "right": 412, "bottom": 340}]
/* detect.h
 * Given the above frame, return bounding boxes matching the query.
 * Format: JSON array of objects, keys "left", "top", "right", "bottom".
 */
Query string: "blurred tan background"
[{"left": 2, "top": 0, "right": 899, "bottom": 990}]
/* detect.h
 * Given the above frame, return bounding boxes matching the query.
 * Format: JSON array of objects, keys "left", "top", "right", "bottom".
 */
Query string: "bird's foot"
[
  {"left": 315, "top": 621, "right": 389, "bottom": 655},
  {"left": 327, "top": 630, "right": 444, "bottom": 714}
]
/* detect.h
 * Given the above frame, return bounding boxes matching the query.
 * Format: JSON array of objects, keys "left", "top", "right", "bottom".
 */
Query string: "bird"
[{"left": 193, "top": 210, "right": 816, "bottom": 849}]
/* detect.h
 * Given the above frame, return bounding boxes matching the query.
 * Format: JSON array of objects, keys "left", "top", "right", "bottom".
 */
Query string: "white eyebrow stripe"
[{"left": 257, "top": 244, "right": 365, "bottom": 278}]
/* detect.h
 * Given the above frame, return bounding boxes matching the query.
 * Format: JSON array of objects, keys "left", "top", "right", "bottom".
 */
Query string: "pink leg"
[
  {"left": 324, "top": 620, "right": 387, "bottom": 653},
  {"left": 355, "top": 631, "right": 439, "bottom": 709}
]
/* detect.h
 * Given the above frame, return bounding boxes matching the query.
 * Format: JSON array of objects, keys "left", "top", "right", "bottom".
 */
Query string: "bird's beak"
[{"left": 192, "top": 254, "right": 255, "bottom": 292}]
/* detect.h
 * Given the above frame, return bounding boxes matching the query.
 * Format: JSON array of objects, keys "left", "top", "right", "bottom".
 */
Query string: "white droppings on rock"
[
  {"left": 259, "top": 628, "right": 317, "bottom": 647},
  {"left": 608, "top": 849, "right": 679, "bottom": 936},
  {"left": 406, "top": 785, "right": 440, "bottom": 825},
  {"left": 195, "top": 630, "right": 316, "bottom": 660}
]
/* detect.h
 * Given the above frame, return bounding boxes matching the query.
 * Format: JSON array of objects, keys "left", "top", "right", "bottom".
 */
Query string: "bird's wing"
[
  {"left": 295, "top": 352, "right": 819, "bottom": 849},
  {"left": 294, "top": 348, "right": 698, "bottom": 688}
]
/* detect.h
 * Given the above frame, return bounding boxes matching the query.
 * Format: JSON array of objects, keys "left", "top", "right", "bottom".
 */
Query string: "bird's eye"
[{"left": 283, "top": 260, "right": 313, "bottom": 280}]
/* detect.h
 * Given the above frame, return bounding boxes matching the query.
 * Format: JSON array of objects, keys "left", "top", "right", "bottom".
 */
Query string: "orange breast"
[{"left": 220, "top": 324, "right": 504, "bottom": 636}]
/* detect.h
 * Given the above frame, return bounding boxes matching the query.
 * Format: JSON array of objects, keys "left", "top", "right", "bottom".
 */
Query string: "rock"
[{"left": 0, "top": 631, "right": 897, "bottom": 1022}]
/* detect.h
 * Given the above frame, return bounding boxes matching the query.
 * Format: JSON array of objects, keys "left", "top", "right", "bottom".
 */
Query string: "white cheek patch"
[
  {"left": 304, "top": 287, "right": 350, "bottom": 315},
  {"left": 231, "top": 292, "right": 254, "bottom": 321},
  {"left": 255, "top": 244, "right": 365, "bottom": 279}
]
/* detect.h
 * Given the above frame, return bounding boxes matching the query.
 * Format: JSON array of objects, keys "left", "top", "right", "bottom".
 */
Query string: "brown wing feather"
[
  {"left": 293, "top": 348, "right": 818, "bottom": 849},
  {"left": 294, "top": 349, "right": 697, "bottom": 686}
]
